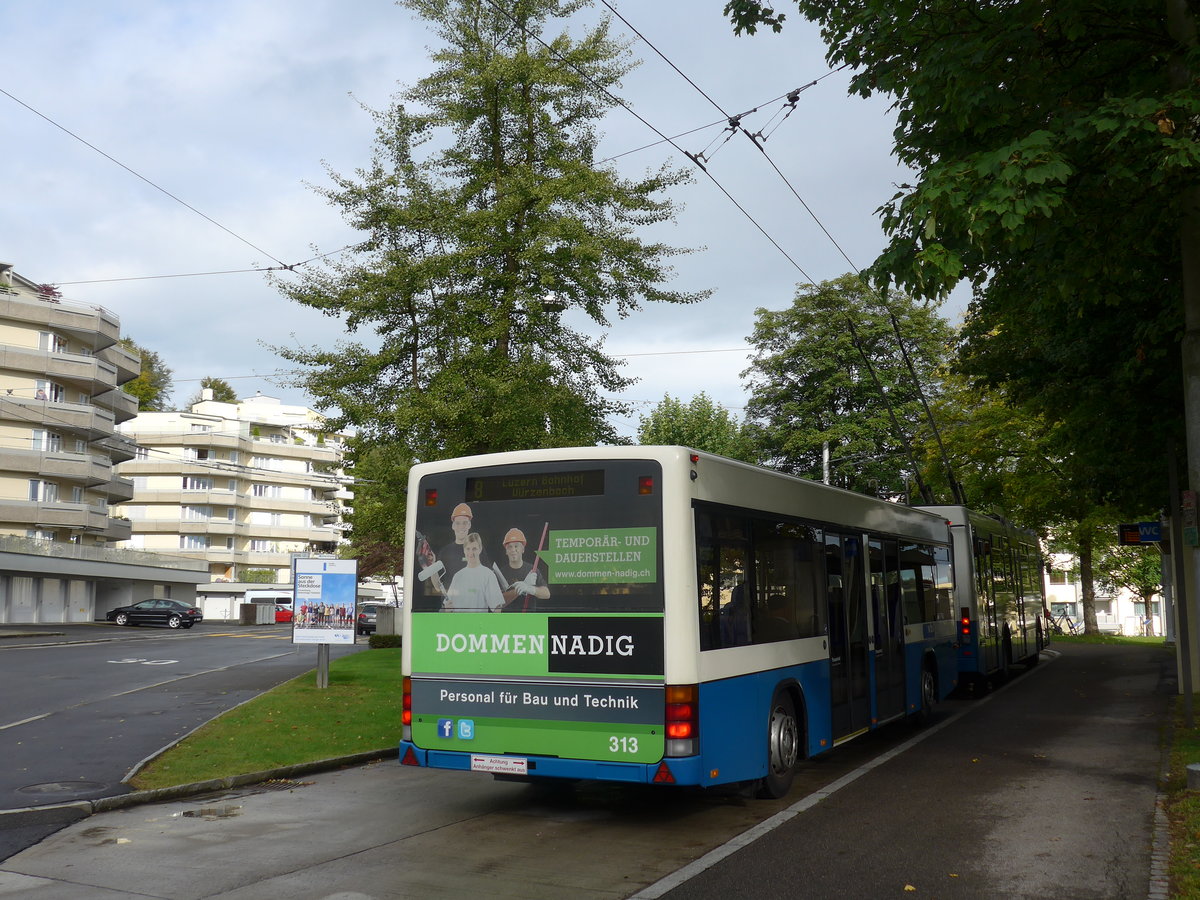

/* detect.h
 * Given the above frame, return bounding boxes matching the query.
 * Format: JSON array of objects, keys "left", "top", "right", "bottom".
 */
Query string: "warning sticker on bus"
[{"left": 470, "top": 754, "right": 528, "bottom": 775}]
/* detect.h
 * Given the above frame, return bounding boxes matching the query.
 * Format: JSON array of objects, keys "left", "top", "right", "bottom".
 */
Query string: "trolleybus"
[
  {"left": 398, "top": 447, "right": 961, "bottom": 797},
  {"left": 921, "top": 505, "right": 1047, "bottom": 691}
]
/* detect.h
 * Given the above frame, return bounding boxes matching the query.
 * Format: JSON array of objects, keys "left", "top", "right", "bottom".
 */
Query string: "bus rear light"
[
  {"left": 402, "top": 676, "right": 412, "bottom": 727},
  {"left": 665, "top": 684, "right": 698, "bottom": 756},
  {"left": 638, "top": 475, "right": 654, "bottom": 495},
  {"left": 959, "top": 607, "right": 972, "bottom": 639},
  {"left": 666, "top": 721, "right": 692, "bottom": 740},
  {"left": 424, "top": 489, "right": 438, "bottom": 507}
]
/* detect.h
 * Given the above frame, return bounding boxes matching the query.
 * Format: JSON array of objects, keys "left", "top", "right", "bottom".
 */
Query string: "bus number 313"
[{"left": 608, "top": 736, "right": 639, "bottom": 754}]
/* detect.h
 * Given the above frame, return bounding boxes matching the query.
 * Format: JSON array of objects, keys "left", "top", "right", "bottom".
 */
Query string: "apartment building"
[
  {"left": 117, "top": 392, "right": 351, "bottom": 583},
  {"left": 0, "top": 263, "right": 209, "bottom": 623}
]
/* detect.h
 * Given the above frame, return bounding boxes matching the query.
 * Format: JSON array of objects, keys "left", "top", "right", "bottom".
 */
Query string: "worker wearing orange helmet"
[{"left": 495, "top": 526, "right": 550, "bottom": 612}]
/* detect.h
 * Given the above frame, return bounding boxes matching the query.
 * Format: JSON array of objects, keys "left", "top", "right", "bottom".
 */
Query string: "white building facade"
[
  {"left": 117, "top": 393, "right": 351, "bottom": 583},
  {"left": 1045, "top": 552, "right": 1164, "bottom": 636},
  {"left": 0, "top": 263, "right": 209, "bottom": 623}
]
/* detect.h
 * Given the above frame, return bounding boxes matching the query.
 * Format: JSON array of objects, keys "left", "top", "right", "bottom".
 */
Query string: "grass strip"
[{"left": 130, "top": 648, "right": 402, "bottom": 790}]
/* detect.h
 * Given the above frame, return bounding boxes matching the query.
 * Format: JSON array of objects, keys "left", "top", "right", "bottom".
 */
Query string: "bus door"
[
  {"left": 973, "top": 533, "right": 1000, "bottom": 672},
  {"left": 869, "top": 538, "right": 905, "bottom": 722},
  {"left": 826, "top": 532, "right": 870, "bottom": 739}
]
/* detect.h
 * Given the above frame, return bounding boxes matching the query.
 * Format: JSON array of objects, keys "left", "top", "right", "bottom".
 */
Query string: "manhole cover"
[{"left": 17, "top": 781, "right": 110, "bottom": 797}]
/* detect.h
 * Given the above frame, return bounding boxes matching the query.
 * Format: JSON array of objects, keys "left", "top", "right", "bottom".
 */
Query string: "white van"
[{"left": 243, "top": 589, "right": 294, "bottom": 623}]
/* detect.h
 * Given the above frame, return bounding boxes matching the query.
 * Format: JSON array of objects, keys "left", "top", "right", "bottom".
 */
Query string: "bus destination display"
[{"left": 466, "top": 469, "right": 604, "bottom": 502}]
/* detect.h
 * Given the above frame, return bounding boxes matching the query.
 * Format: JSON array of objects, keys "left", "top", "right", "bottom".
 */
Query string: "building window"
[
  {"left": 225, "top": 537, "right": 235, "bottom": 549},
  {"left": 70, "top": 486, "right": 84, "bottom": 503},
  {"left": 250, "top": 539, "right": 278, "bottom": 553},
  {"left": 134, "top": 445, "right": 150, "bottom": 460},
  {"left": 180, "top": 535, "right": 209, "bottom": 550},
  {"left": 227, "top": 479, "right": 237, "bottom": 492},
  {"left": 39, "top": 331, "right": 68, "bottom": 353},
  {"left": 186, "top": 448, "right": 211, "bottom": 461},
  {"left": 190, "top": 423, "right": 213, "bottom": 433},
  {"left": 26, "top": 528, "right": 56, "bottom": 541},
  {"left": 252, "top": 483, "right": 283, "bottom": 498},
  {"left": 182, "top": 476, "right": 213, "bottom": 491},
  {"left": 28, "top": 479, "right": 59, "bottom": 502},
  {"left": 35, "top": 380, "right": 65, "bottom": 402},
  {"left": 183, "top": 505, "right": 212, "bottom": 521},
  {"left": 31, "top": 430, "right": 63, "bottom": 452},
  {"left": 229, "top": 451, "right": 239, "bottom": 463}
]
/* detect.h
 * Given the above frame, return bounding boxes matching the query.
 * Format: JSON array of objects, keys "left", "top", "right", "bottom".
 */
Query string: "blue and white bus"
[
  {"left": 399, "top": 446, "right": 958, "bottom": 797},
  {"left": 922, "top": 505, "right": 1047, "bottom": 691}
]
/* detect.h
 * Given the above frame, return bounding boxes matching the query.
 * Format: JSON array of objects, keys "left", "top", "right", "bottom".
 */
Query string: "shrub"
[{"left": 369, "top": 633, "right": 402, "bottom": 649}]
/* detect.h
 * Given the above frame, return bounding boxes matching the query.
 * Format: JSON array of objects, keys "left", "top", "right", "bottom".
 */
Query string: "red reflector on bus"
[
  {"left": 402, "top": 676, "right": 412, "bottom": 726},
  {"left": 424, "top": 489, "right": 438, "bottom": 507},
  {"left": 638, "top": 475, "right": 654, "bottom": 495},
  {"left": 653, "top": 762, "right": 676, "bottom": 784},
  {"left": 401, "top": 746, "right": 420, "bottom": 767}
]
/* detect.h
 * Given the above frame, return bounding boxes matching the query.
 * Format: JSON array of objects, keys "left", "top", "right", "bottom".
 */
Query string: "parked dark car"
[
  {"left": 356, "top": 602, "right": 389, "bottom": 635},
  {"left": 106, "top": 598, "right": 203, "bottom": 629}
]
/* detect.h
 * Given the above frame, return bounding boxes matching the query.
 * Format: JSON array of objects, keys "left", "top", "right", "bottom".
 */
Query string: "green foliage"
[
  {"left": 1094, "top": 543, "right": 1163, "bottom": 605},
  {"left": 238, "top": 568, "right": 277, "bottom": 584},
  {"left": 736, "top": 1, "right": 1196, "bottom": 513},
  {"left": 368, "top": 633, "right": 403, "bottom": 649},
  {"left": 637, "top": 392, "right": 759, "bottom": 463},
  {"left": 186, "top": 375, "right": 238, "bottom": 407},
  {"left": 272, "top": 0, "right": 705, "bottom": 465},
  {"left": 743, "top": 273, "right": 953, "bottom": 498},
  {"left": 119, "top": 337, "right": 174, "bottom": 411},
  {"left": 342, "top": 439, "right": 409, "bottom": 577}
]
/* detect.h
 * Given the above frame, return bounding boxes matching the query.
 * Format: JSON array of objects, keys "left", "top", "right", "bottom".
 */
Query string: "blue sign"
[
  {"left": 1138, "top": 521, "right": 1162, "bottom": 542},
  {"left": 438, "top": 719, "right": 454, "bottom": 739}
]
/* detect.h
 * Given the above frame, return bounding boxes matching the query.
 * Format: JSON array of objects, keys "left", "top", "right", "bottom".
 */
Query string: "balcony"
[
  {"left": 95, "top": 343, "right": 140, "bottom": 383},
  {"left": 90, "top": 386, "right": 139, "bottom": 423},
  {"left": 0, "top": 447, "right": 112, "bottom": 485},
  {"left": 92, "top": 433, "right": 140, "bottom": 463},
  {"left": 0, "top": 498, "right": 115, "bottom": 534},
  {"left": 104, "top": 475, "right": 135, "bottom": 503},
  {"left": 0, "top": 346, "right": 119, "bottom": 392},
  {"left": 0, "top": 533, "right": 208, "bottom": 572},
  {"left": 0, "top": 396, "right": 116, "bottom": 440},
  {"left": 0, "top": 293, "right": 121, "bottom": 350}
]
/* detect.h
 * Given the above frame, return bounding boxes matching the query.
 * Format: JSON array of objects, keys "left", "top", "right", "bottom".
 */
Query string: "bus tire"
[
  {"left": 756, "top": 691, "right": 799, "bottom": 799},
  {"left": 915, "top": 664, "right": 937, "bottom": 726}
]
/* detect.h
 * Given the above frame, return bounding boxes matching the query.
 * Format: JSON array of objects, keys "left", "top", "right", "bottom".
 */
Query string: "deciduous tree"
[
  {"left": 743, "top": 273, "right": 953, "bottom": 499},
  {"left": 119, "top": 337, "right": 173, "bottom": 411},
  {"left": 637, "top": 392, "right": 758, "bottom": 462}
]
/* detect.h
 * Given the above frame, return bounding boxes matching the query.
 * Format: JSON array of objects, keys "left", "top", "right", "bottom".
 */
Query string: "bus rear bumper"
[{"left": 398, "top": 741, "right": 708, "bottom": 786}]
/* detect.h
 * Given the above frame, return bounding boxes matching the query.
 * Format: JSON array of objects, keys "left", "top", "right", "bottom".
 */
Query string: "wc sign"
[{"left": 1118, "top": 522, "right": 1162, "bottom": 545}]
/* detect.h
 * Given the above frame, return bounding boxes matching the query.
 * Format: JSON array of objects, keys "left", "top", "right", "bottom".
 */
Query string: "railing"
[{"left": 0, "top": 533, "right": 209, "bottom": 571}]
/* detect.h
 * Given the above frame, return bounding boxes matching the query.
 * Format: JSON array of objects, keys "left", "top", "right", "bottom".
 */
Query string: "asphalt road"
[
  {"left": 0, "top": 623, "right": 363, "bottom": 860},
  {"left": 0, "top": 641, "right": 1174, "bottom": 899}
]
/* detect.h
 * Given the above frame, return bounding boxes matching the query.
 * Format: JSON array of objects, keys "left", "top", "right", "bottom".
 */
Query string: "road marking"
[
  {"left": 0, "top": 712, "right": 51, "bottom": 731},
  {"left": 629, "top": 653, "right": 1059, "bottom": 899}
]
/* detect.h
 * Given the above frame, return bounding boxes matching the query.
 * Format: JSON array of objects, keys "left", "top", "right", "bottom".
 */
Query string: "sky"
[{"left": 1, "top": 1, "right": 955, "bottom": 442}]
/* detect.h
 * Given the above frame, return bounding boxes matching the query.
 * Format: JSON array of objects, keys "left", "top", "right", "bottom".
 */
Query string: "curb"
[{"left": 0, "top": 748, "right": 397, "bottom": 825}]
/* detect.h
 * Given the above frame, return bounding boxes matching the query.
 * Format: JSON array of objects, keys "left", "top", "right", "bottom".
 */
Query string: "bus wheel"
[
  {"left": 915, "top": 666, "right": 936, "bottom": 726},
  {"left": 756, "top": 692, "right": 799, "bottom": 799}
]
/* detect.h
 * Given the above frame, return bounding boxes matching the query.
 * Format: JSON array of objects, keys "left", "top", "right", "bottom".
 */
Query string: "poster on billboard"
[{"left": 292, "top": 558, "right": 357, "bottom": 645}]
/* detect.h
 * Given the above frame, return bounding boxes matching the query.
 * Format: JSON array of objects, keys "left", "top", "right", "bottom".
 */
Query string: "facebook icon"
[{"left": 437, "top": 719, "right": 454, "bottom": 739}]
